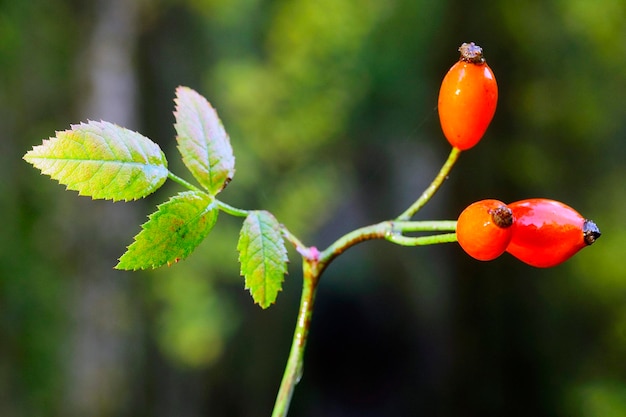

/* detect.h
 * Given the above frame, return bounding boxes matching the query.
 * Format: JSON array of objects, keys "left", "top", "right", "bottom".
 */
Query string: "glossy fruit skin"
[
  {"left": 506, "top": 199, "right": 601, "bottom": 268},
  {"left": 457, "top": 199, "right": 513, "bottom": 261},
  {"left": 438, "top": 42, "right": 498, "bottom": 150}
]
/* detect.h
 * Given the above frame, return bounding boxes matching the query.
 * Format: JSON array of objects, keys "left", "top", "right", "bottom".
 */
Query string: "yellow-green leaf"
[
  {"left": 237, "top": 211, "right": 288, "bottom": 308},
  {"left": 24, "top": 121, "right": 168, "bottom": 201},
  {"left": 174, "top": 86, "right": 235, "bottom": 195}
]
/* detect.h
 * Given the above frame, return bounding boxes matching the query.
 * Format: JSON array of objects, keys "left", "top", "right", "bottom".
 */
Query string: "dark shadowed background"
[{"left": 1, "top": 0, "right": 625, "bottom": 416}]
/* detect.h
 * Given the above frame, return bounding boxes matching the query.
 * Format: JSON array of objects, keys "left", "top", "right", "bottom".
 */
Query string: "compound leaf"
[
  {"left": 174, "top": 86, "right": 235, "bottom": 195},
  {"left": 117, "top": 191, "right": 218, "bottom": 270},
  {"left": 23, "top": 121, "right": 168, "bottom": 201},
  {"left": 237, "top": 211, "right": 288, "bottom": 308}
]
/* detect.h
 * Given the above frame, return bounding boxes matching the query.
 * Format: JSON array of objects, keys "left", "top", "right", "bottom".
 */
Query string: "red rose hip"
[{"left": 506, "top": 199, "right": 601, "bottom": 268}]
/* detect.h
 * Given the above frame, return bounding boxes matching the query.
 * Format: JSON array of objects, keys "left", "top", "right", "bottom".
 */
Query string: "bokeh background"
[{"left": 2, "top": 0, "right": 626, "bottom": 416}]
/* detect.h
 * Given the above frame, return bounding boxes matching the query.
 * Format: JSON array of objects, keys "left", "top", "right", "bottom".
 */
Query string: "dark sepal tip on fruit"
[
  {"left": 490, "top": 206, "right": 513, "bottom": 228},
  {"left": 583, "top": 219, "right": 601, "bottom": 245},
  {"left": 438, "top": 42, "right": 497, "bottom": 150}
]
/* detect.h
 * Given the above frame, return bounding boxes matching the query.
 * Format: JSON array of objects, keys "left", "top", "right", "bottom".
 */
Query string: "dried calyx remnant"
[
  {"left": 583, "top": 219, "right": 601, "bottom": 245},
  {"left": 459, "top": 42, "right": 485, "bottom": 64}
]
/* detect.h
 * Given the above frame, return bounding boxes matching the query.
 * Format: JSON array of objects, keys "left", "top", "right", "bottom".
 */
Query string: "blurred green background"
[{"left": 2, "top": 0, "right": 625, "bottom": 415}]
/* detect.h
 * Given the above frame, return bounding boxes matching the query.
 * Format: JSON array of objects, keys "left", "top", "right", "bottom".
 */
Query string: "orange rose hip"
[
  {"left": 438, "top": 42, "right": 498, "bottom": 150},
  {"left": 457, "top": 199, "right": 513, "bottom": 261}
]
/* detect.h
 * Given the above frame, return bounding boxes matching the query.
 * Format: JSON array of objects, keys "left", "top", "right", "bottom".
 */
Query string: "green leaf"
[
  {"left": 23, "top": 121, "right": 168, "bottom": 201},
  {"left": 174, "top": 86, "right": 235, "bottom": 195},
  {"left": 237, "top": 211, "right": 288, "bottom": 308},
  {"left": 117, "top": 191, "right": 218, "bottom": 270}
]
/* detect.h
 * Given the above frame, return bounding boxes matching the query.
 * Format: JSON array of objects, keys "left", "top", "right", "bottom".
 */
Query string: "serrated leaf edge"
[
  {"left": 24, "top": 120, "right": 168, "bottom": 202},
  {"left": 173, "top": 86, "right": 235, "bottom": 196},
  {"left": 238, "top": 211, "right": 288, "bottom": 308},
  {"left": 116, "top": 191, "right": 217, "bottom": 270}
]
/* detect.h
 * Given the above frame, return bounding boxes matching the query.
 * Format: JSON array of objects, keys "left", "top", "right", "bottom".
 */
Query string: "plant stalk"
[
  {"left": 386, "top": 232, "right": 457, "bottom": 246},
  {"left": 270, "top": 190, "right": 460, "bottom": 416},
  {"left": 167, "top": 171, "right": 202, "bottom": 192},
  {"left": 217, "top": 200, "right": 249, "bottom": 217},
  {"left": 392, "top": 220, "right": 457, "bottom": 233},
  {"left": 271, "top": 257, "right": 321, "bottom": 417},
  {"left": 270, "top": 218, "right": 458, "bottom": 416}
]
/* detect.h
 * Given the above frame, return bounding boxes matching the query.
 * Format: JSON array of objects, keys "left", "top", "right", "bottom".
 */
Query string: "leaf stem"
[
  {"left": 167, "top": 171, "right": 250, "bottom": 217},
  {"left": 216, "top": 200, "right": 249, "bottom": 217},
  {"left": 271, "top": 258, "right": 320, "bottom": 417},
  {"left": 280, "top": 225, "right": 315, "bottom": 259},
  {"left": 396, "top": 146, "right": 462, "bottom": 220},
  {"left": 167, "top": 171, "right": 202, "bottom": 192}
]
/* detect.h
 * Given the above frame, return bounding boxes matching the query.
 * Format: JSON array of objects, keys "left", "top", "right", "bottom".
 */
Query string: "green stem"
[
  {"left": 280, "top": 225, "right": 312, "bottom": 258},
  {"left": 217, "top": 200, "right": 249, "bottom": 217},
  {"left": 270, "top": 220, "right": 458, "bottom": 416},
  {"left": 317, "top": 220, "right": 457, "bottom": 268},
  {"left": 271, "top": 257, "right": 321, "bottom": 417},
  {"left": 396, "top": 146, "right": 462, "bottom": 220},
  {"left": 318, "top": 222, "right": 390, "bottom": 268},
  {"left": 270, "top": 183, "right": 461, "bottom": 417},
  {"left": 167, "top": 171, "right": 250, "bottom": 217},
  {"left": 386, "top": 232, "right": 457, "bottom": 246},
  {"left": 392, "top": 220, "right": 457, "bottom": 233},
  {"left": 167, "top": 171, "right": 202, "bottom": 192}
]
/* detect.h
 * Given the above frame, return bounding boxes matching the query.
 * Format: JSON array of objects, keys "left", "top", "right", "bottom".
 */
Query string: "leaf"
[
  {"left": 174, "top": 86, "right": 235, "bottom": 195},
  {"left": 116, "top": 191, "right": 218, "bottom": 270},
  {"left": 237, "top": 211, "right": 288, "bottom": 308},
  {"left": 23, "top": 121, "right": 168, "bottom": 201}
]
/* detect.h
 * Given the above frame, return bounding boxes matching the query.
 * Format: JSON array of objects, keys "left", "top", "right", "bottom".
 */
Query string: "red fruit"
[
  {"left": 438, "top": 42, "right": 498, "bottom": 150},
  {"left": 457, "top": 199, "right": 514, "bottom": 261},
  {"left": 506, "top": 199, "right": 601, "bottom": 268}
]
